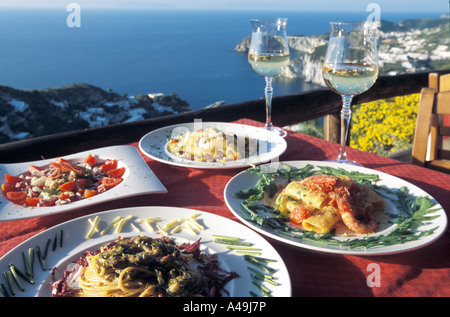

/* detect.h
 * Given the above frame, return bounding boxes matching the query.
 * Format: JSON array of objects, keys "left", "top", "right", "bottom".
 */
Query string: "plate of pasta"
[
  {"left": 0, "top": 206, "right": 291, "bottom": 297},
  {"left": 224, "top": 161, "right": 447, "bottom": 255},
  {"left": 138, "top": 122, "right": 287, "bottom": 169},
  {"left": 0, "top": 146, "right": 167, "bottom": 221}
]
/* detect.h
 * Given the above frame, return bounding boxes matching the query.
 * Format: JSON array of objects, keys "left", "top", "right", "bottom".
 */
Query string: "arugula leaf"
[
  {"left": 316, "top": 166, "right": 379, "bottom": 183},
  {"left": 233, "top": 173, "right": 277, "bottom": 201},
  {"left": 241, "top": 201, "right": 286, "bottom": 229}
]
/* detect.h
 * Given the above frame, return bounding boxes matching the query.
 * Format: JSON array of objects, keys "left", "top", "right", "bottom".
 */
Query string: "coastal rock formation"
[
  {"left": 236, "top": 17, "right": 450, "bottom": 85},
  {"left": 234, "top": 34, "right": 327, "bottom": 55},
  {"left": 0, "top": 84, "right": 190, "bottom": 143}
]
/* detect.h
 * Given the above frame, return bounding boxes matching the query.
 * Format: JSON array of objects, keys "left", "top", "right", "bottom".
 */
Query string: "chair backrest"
[{"left": 412, "top": 73, "right": 450, "bottom": 173}]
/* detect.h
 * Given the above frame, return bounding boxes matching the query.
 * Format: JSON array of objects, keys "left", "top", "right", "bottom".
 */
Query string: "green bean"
[
  {"left": 244, "top": 255, "right": 277, "bottom": 263},
  {"left": 9, "top": 264, "right": 34, "bottom": 285},
  {"left": 253, "top": 272, "right": 280, "bottom": 286},
  {"left": 3, "top": 271, "right": 15, "bottom": 296},
  {"left": 235, "top": 251, "right": 262, "bottom": 256},
  {"left": 0, "top": 283, "right": 9, "bottom": 297},
  {"left": 27, "top": 248, "right": 34, "bottom": 278},
  {"left": 250, "top": 275, "right": 271, "bottom": 297},
  {"left": 244, "top": 256, "right": 276, "bottom": 274},
  {"left": 226, "top": 245, "right": 262, "bottom": 251},
  {"left": 210, "top": 235, "right": 240, "bottom": 242},
  {"left": 59, "top": 230, "right": 63, "bottom": 248},
  {"left": 43, "top": 238, "right": 51, "bottom": 260},
  {"left": 8, "top": 265, "right": 24, "bottom": 291},
  {"left": 52, "top": 233, "right": 58, "bottom": 251},
  {"left": 34, "top": 245, "right": 45, "bottom": 271},
  {"left": 213, "top": 238, "right": 253, "bottom": 246}
]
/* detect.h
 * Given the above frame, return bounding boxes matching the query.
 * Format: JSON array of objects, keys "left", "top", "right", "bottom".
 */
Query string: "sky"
[{"left": 0, "top": 0, "right": 448, "bottom": 13}]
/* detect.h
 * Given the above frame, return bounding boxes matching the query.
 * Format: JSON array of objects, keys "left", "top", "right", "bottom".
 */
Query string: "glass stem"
[
  {"left": 337, "top": 95, "right": 353, "bottom": 162},
  {"left": 264, "top": 76, "right": 273, "bottom": 128}
]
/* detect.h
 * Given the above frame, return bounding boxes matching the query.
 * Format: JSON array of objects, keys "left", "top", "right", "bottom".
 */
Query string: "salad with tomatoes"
[{"left": 1, "top": 154, "right": 126, "bottom": 207}]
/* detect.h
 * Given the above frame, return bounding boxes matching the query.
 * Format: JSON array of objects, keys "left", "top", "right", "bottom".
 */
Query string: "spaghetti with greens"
[{"left": 51, "top": 236, "right": 238, "bottom": 297}]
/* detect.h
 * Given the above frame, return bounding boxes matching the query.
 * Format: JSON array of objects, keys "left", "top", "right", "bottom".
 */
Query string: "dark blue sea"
[{"left": 0, "top": 8, "right": 444, "bottom": 110}]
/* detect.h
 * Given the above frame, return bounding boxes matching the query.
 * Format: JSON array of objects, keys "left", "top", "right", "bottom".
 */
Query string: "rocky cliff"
[
  {"left": 0, "top": 84, "right": 190, "bottom": 143},
  {"left": 236, "top": 17, "right": 450, "bottom": 86}
]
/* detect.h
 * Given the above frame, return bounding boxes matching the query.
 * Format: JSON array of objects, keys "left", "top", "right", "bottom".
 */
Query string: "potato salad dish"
[
  {"left": 1, "top": 154, "right": 125, "bottom": 207},
  {"left": 166, "top": 126, "right": 259, "bottom": 162}
]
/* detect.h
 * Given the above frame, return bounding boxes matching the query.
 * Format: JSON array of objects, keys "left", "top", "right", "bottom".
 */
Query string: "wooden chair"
[{"left": 412, "top": 73, "right": 450, "bottom": 173}]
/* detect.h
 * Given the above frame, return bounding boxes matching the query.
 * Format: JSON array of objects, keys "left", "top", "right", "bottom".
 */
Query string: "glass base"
[
  {"left": 263, "top": 125, "right": 287, "bottom": 138},
  {"left": 325, "top": 158, "right": 362, "bottom": 166}
]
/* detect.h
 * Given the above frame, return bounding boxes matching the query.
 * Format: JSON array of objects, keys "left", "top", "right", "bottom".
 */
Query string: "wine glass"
[
  {"left": 248, "top": 18, "right": 290, "bottom": 137},
  {"left": 322, "top": 21, "right": 378, "bottom": 165}
]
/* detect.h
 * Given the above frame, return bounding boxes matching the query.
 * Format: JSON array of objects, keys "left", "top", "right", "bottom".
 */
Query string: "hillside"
[{"left": 0, "top": 84, "right": 190, "bottom": 144}]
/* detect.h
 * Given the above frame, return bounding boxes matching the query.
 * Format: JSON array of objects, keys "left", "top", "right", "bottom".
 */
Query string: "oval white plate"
[
  {"left": 0, "top": 206, "right": 291, "bottom": 297},
  {"left": 0, "top": 146, "right": 167, "bottom": 221},
  {"left": 224, "top": 160, "right": 448, "bottom": 256},
  {"left": 139, "top": 122, "right": 287, "bottom": 169}
]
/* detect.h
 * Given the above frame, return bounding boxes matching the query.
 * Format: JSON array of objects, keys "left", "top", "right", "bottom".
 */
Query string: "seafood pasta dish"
[
  {"left": 1, "top": 154, "right": 125, "bottom": 207},
  {"left": 51, "top": 236, "right": 238, "bottom": 297},
  {"left": 276, "top": 174, "right": 386, "bottom": 235},
  {"left": 166, "top": 126, "right": 259, "bottom": 162}
]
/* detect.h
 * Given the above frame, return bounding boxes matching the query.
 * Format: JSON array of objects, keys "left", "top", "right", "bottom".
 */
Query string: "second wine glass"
[
  {"left": 248, "top": 18, "right": 290, "bottom": 137},
  {"left": 322, "top": 21, "right": 378, "bottom": 165}
]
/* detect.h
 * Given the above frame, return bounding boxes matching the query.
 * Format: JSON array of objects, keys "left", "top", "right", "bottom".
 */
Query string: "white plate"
[
  {"left": 224, "top": 160, "right": 448, "bottom": 256},
  {"left": 0, "top": 146, "right": 167, "bottom": 221},
  {"left": 0, "top": 206, "right": 291, "bottom": 297},
  {"left": 139, "top": 122, "right": 287, "bottom": 169}
]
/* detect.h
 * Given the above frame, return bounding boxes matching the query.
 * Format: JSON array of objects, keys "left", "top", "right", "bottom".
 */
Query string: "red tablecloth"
[{"left": 1, "top": 119, "right": 449, "bottom": 297}]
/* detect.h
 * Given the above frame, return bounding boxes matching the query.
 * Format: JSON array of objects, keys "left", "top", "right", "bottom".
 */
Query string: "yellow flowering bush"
[{"left": 350, "top": 94, "right": 419, "bottom": 156}]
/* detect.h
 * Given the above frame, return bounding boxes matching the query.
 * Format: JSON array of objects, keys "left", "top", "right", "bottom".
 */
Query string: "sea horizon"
[{"left": 0, "top": 8, "right": 446, "bottom": 110}]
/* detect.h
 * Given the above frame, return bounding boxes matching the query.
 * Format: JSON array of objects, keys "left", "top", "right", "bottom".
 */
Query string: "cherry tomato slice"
[
  {"left": 84, "top": 189, "right": 98, "bottom": 198},
  {"left": 83, "top": 154, "right": 96, "bottom": 166},
  {"left": 58, "top": 180, "right": 76, "bottom": 192},
  {"left": 6, "top": 191, "right": 27, "bottom": 204},
  {"left": 107, "top": 167, "right": 125, "bottom": 178},
  {"left": 101, "top": 177, "right": 122, "bottom": 189},
  {"left": 100, "top": 160, "right": 118, "bottom": 172},
  {"left": 5, "top": 174, "right": 23, "bottom": 185},
  {"left": 26, "top": 197, "right": 41, "bottom": 207}
]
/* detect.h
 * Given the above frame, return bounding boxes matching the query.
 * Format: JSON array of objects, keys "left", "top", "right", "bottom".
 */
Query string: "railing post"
[{"left": 324, "top": 112, "right": 340, "bottom": 143}]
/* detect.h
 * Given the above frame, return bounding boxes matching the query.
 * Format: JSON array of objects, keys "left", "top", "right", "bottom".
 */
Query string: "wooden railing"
[{"left": 1, "top": 69, "right": 449, "bottom": 163}]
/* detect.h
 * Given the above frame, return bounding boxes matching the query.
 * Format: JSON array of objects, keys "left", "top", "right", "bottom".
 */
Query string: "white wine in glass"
[
  {"left": 322, "top": 21, "right": 378, "bottom": 165},
  {"left": 248, "top": 52, "right": 290, "bottom": 77},
  {"left": 248, "top": 18, "right": 290, "bottom": 137}
]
